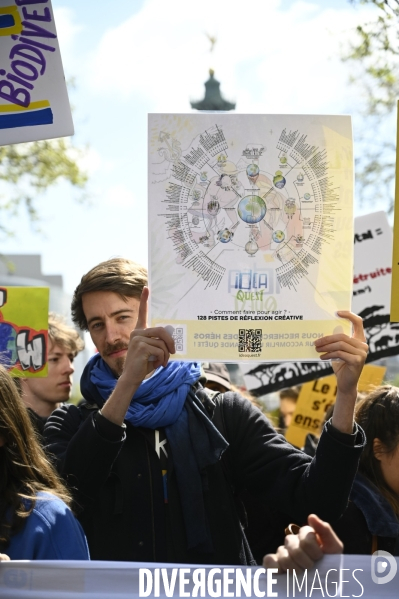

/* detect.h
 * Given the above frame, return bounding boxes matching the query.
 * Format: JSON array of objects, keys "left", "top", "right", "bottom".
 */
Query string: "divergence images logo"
[
  {"left": 371, "top": 550, "right": 398, "bottom": 585},
  {"left": 0, "top": 5, "right": 54, "bottom": 130}
]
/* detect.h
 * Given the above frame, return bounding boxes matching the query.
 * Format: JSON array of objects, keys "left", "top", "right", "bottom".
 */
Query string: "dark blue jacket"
[
  {"left": 44, "top": 390, "right": 365, "bottom": 564},
  {"left": 334, "top": 473, "right": 399, "bottom": 555},
  {"left": 6, "top": 492, "right": 90, "bottom": 560}
]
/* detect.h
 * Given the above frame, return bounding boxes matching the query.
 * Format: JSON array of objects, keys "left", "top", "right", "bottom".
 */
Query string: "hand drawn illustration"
[
  {"left": 0, "top": 286, "right": 49, "bottom": 376},
  {"left": 148, "top": 114, "right": 354, "bottom": 362}
]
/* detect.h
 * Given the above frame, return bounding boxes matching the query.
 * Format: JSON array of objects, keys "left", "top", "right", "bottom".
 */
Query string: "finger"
[
  {"left": 0, "top": 553, "right": 10, "bottom": 561},
  {"left": 297, "top": 526, "right": 324, "bottom": 561},
  {"left": 284, "top": 534, "right": 317, "bottom": 570},
  {"left": 336, "top": 311, "right": 366, "bottom": 342},
  {"left": 314, "top": 333, "right": 367, "bottom": 351},
  {"left": 314, "top": 339, "right": 368, "bottom": 356},
  {"left": 307, "top": 514, "right": 343, "bottom": 554},
  {"left": 319, "top": 352, "right": 366, "bottom": 365},
  {"left": 275, "top": 544, "right": 303, "bottom": 573},
  {"left": 135, "top": 286, "right": 149, "bottom": 330},
  {"left": 263, "top": 546, "right": 298, "bottom": 574},
  {"left": 262, "top": 552, "right": 281, "bottom": 572},
  {"left": 132, "top": 327, "right": 175, "bottom": 354},
  {"left": 132, "top": 337, "right": 171, "bottom": 368}
]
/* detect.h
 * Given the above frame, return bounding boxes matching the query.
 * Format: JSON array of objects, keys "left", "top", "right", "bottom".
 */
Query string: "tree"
[
  {"left": 0, "top": 137, "right": 87, "bottom": 237},
  {"left": 344, "top": 0, "right": 399, "bottom": 211}
]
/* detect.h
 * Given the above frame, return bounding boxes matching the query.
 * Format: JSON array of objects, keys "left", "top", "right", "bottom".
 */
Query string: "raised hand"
[
  {"left": 314, "top": 311, "right": 368, "bottom": 394},
  {"left": 101, "top": 287, "right": 175, "bottom": 426},
  {"left": 123, "top": 286, "right": 175, "bottom": 382},
  {"left": 314, "top": 311, "right": 368, "bottom": 433}
]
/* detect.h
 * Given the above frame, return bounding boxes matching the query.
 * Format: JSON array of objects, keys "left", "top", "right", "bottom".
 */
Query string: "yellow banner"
[
  {"left": 391, "top": 100, "right": 399, "bottom": 322},
  {"left": 285, "top": 364, "right": 386, "bottom": 448},
  {"left": 0, "top": 287, "right": 49, "bottom": 378}
]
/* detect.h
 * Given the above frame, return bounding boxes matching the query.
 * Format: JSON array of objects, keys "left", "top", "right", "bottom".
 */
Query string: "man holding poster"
[{"left": 45, "top": 258, "right": 368, "bottom": 564}]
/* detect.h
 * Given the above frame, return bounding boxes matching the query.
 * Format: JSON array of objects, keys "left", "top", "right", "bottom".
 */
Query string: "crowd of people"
[{"left": 1, "top": 257, "right": 399, "bottom": 573}]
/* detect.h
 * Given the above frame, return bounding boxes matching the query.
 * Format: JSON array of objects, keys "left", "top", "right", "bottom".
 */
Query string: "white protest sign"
[
  {"left": 0, "top": 0, "right": 73, "bottom": 145},
  {"left": 149, "top": 113, "right": 354, "bottom": 362},
  {"left": 0, "top": 555, "right": 397, "bottom": 598},
  {"left": 354, "top": 210, "right": 399, "bottom": 357}
]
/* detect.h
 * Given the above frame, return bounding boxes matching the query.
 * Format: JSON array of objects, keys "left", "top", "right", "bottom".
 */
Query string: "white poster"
[
  {"left": 0, "top": 0, "right": 73, "bottom": 145},
  {"left": 149, "top": 113, "right": 354, "bottom": 362}
]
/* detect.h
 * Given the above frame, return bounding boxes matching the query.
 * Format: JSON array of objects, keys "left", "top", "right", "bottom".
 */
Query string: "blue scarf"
[{"left": 81, "top": 354, "right": 228, "bottom": 552}]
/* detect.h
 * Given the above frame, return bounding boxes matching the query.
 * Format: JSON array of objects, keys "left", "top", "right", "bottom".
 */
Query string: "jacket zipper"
[{"left": 146, "top": 442, "right": 156, "bottom": 560}]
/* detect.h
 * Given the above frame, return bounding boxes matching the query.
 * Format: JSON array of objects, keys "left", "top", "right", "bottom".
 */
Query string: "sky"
[{"left": 0, "top": 0, "right": 383, "bottom": 297}]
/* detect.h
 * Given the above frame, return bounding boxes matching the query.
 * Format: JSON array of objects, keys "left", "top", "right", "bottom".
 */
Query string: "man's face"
[
  {"left": 82, "top": 291, "right": 140, "bottom": 376},
  {"left": 25, "top": 341, "right": 75, "bottom": 405}
]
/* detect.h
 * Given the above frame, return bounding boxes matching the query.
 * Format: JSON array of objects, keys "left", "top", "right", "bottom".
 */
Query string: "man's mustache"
[{"left": 105, "top": 343, "right": 129, "bottom": 356}]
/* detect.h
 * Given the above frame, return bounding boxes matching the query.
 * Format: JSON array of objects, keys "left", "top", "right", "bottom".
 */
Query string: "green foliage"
[
  {"left": 345, "top": 0, "right": 399, "bottom": 211},
  {"left": 0, "top": 138, "right": 88, "bottom": 236}
]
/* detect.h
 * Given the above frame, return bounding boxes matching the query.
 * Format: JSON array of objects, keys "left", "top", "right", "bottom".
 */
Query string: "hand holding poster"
[
  {"left": 0, "top": 286, "right": 49, "bottom": 377},
  {"left": 0, "top": 0, "right": 73, "bottom": 145},
  {"left": 149, "top": 114, "right": 354, "bottom": 362}
]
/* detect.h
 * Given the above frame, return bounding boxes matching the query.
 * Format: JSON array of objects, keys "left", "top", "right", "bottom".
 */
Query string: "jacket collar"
[{"left": 351, "top": 473, "right": 399, "bottom": 538}]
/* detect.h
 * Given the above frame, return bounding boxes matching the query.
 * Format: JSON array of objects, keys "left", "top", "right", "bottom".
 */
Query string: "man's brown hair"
[
  {"left": 48, "top": 313, "right": 84, "bottom": 356},
  {"left": 71, "top": 258, "right": 148, "bottom": 330}
]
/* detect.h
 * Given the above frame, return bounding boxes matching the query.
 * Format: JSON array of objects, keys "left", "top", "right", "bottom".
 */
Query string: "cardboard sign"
[
  {"left": 285, "top": 364, "right": 386, "bottom": 449},
  {"left": 0, "top": 0, "right": 73, "bottom": 146},
  {"left": 0, "top": 286, "right": 49, "bottom": 376},
  {"left": 242, "top": 211, "right": 398, "bottom": 396},
  {"left": 149, "top": 113, "right": 354, "bottom": 362}
]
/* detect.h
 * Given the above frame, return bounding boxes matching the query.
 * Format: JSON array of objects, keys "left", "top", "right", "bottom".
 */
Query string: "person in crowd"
[
  {"left": 332, "top": 385, "right": 399, "bottom": 555},
  {"left": 0, "top": 365, "right": 89, "bottom": 560},
  {"left": 20, "top": 313, "right": 84, "bottom": 439},
  {"left": 45, "top": 258, "right": 368, "bottom": 564},
  {"left": 202, "top": 362, "right": 232, "bottom": 393},
  {"left": 278, "top": 386, "right": 300, "bottom": 432},
  {"left": 203, "top": 362, "right": 261, "bottom": 408}
]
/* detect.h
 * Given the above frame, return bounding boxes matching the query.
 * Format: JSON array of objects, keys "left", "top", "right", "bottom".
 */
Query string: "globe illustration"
[
  {"left": 192, "top": 216, "right": 199, "bottom": 225},
  {"left": 238, "top": 195, "right": 266, "bottom": 224},
  {"left": 246, "top": 164, "right": 259, "bottom": 178},
  {"left": 217, "top": 228, "right": 233, "bottom": 243},
  {"left": 272, "top": 230, "right": 285, "bottom": 243},
  {"left": 280, "top": 155, "right": 287, "bottom": 164},
  {"left": 207, "top": 199, "right": 220, "bottom": 216},
  {"left": 245, "top": 239, "right": 258, "bottom": 255},
  {"left": 273, "top": 171, "right": 286, "bottom": 189},
  {"left": 304, "top": 193, "right": 311, "bottom": 200}
]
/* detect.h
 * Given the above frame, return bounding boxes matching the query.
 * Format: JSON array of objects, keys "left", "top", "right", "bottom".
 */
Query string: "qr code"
[
  {"left": 159, "top": 324, "right": 187, "bottom": 355},
  {"left": 239, "top": 329, "right": 262, "bottom": 353}
]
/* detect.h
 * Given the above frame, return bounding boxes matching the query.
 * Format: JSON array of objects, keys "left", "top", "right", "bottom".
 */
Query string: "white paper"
[
  {"left": 148, "top": 113, "right": 354, "bottom": 362},
  {"left": 0, "top": 0, "right": 73, "bottom": 145}
]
